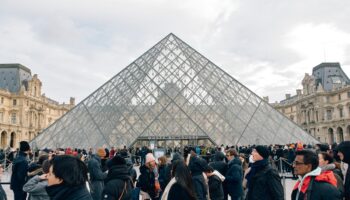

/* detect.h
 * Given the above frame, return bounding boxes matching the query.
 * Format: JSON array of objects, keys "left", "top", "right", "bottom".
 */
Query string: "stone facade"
[
  {"left": 0, "top": 64, "right": 74, "bottom": 149},
  {"left": 273, "top": 63, "right": 350, "bottom": 144}
]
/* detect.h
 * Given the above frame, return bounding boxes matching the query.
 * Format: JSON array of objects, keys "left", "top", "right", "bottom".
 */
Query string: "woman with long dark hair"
[{"left": 161, "top": 160, "right": 196, "bottom": 200}]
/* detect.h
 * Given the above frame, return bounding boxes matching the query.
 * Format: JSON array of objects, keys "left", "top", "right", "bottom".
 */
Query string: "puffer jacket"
[
  {"left": 102, "top": 165, "right": 132, "bottom": 200},
  {"left": 23, "top": 175, "right": 49, "bottom": 200},
  {"left": 46, "top": 183, "right": 92, "bottom": 200}
]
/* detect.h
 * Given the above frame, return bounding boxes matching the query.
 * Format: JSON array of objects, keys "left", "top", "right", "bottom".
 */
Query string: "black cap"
[{"left": 255, "top": 145, "right": 269, "bottom": 159}]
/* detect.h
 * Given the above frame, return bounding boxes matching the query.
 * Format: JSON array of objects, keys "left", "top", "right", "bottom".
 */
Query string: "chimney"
[
  {"left": 296, "top": 89, "right": 302, "bottom": 96},
  {"left": 263, "top": 96, "right": 269, "bottom": 103},
  {"left": 70, "top": 97, "right": 75, "bottom": 105},
  {"left": 285, "top": 94, "right": 291, "bottom": 99}
]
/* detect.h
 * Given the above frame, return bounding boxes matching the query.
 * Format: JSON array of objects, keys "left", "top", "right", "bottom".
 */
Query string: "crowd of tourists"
[{"left": 1, "top": 140, "right": 350, "bottom": 200}]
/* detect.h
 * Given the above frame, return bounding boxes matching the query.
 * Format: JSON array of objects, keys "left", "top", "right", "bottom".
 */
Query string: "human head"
[
  {"left": 158, "top": 156, "right": 167, "bottom": 166},
  {"left": 226, "top": 148, "right": 238, "bottom": 161},
  {"left": 318, "top": 152, "right": 333, "bottom": 167},
  {"left": 293, "top": 150, "right": 318, "bottom": 176},
  {"left": 337, "top": 141, "right": 350, "bottom": 164},
  {"left": 19, "top": 141, "right": 30, "bottom": 152},
  {"left": 145, "top": 153, "right": 156, "bottom": 169},
  {"left": 47, "top": 155, "right": 88, "bottom": 186},
  {"left": 97, "top": 148, "right": 106, "bottom": 158},
  {"left": 107, "top": 155, "right": 126, "bottom": 169},
  {"left": 252, "top": 145, "right": 269, "bottom": 161}
]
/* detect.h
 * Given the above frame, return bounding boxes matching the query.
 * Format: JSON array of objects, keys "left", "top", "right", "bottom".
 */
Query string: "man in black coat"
[
  {"left": 337, "top": 141, "right": 350, "bottom": 200},
  {"left": 10, "top": 141, "right": 30, "bottom": 200},
  {"left": 205, "top": 166, "right": 224, "bottom": 200},
  {"left": 246, "top": 145, "right": 284, "bottom": 200},
  {"left": 224, "top": 149, "right": 243, "bottom": 200},
  {"left": 88, "top": 154, "right": 107, "bottom": 200}
]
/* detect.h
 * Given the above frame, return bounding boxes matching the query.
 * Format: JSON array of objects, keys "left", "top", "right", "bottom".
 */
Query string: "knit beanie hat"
[
  {"left": 255, "top": 145, "right": 269, "bottom": 159},
  {"left": 146, "top": 153, "right": 156, "bottom": 164},
  {"left": 97, "top": 148, "right": 106, "bottom": 158},
  {"left": 20, "top": 141, "right": 30, "bottom": 152}
]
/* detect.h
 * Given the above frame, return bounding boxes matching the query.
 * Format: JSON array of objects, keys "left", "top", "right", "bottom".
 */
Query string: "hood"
[
  {"left": 171, "top": 153, "right": 184, "bottom": 163},
  {"left": 294, "top": 167, "right": 326, "bottom": 199},
  {"left": 189, "top": 156, "right": 207, "bottom": 175},
  {"left": 214, "top": 151, "right": 225, "bottom": 161},
  {"left": 105, "top": 164, "right": 130, "bottom": 182},
  {"left": 337, "top": 141, "right": 350, "bottom": 164},
  {"left": 320, "top": 163, "right": 336, "bottom": 172},
  {"left": 91, "top": 154, "right": 101, "bottom": 162}
]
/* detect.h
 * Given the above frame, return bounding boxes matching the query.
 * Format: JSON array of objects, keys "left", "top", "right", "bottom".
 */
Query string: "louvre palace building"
[
  {"left": 273, "top": 62, "right": 350, "bottom": 144},
  {"left": 0, "top": 64, "right": 75, "bottom": 149},
  {"left": 31, "top": 34, "right": 318, "bottom": 150}
]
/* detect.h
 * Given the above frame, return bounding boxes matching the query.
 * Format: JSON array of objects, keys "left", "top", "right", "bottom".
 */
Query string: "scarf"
[
  {"left": 245, "top": 158, "right": 268, "bottom": 189},
  {"left": 161, "top": 177, "right": 177, "bottom": 200}
]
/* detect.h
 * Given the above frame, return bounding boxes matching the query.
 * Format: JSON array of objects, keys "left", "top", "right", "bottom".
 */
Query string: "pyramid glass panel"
[{"left": 30, "top": 33, "right": 319, "bottom": 149}]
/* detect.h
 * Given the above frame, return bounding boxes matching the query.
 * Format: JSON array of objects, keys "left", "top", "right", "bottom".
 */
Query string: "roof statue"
[{"left": 30, "top": 33, "right": 318, "bottom": 149}]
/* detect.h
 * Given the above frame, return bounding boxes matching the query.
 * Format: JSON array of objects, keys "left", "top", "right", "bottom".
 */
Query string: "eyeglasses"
[{"left": 292, "top": 161, "right": 305, "bottom": 166}]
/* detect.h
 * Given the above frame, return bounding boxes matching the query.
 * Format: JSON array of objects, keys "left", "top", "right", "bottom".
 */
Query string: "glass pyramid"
[{"left": 30, "top": 33, "right": 318, "bottom": 149}]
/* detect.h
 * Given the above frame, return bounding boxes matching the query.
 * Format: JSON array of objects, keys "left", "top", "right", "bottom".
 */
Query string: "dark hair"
[
  {"left": 295, "top": 150, "right": 319, "bottom": 170},
  {"left": 319, "top": 152, "right": 334, "bottom": 164},
  {"left": 42, "top": 160, "right": 50, "bottom": 174},
  {"left": 50, "top": 155, "right": 88, "bottom": 186},
  {"left": 38, "top": 155, "right": 48, "bottom": 165},
  {"left": 172, "top": 160, "right": 196, "bottom": 200},
  {"left": 227, "top": 148, "right": 238, "bottom": 157}
]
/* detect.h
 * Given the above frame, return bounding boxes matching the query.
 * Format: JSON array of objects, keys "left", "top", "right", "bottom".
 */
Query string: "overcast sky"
[{"left": 1, "top": 0, "right": 350, "bottom": 104}]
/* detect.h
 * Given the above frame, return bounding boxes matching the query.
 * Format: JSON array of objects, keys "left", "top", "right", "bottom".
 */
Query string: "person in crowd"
[
  {"left": 158, "top": 156, "right": 168, "bottom": 192},
  {"left": 23, "top": 160, "right": 50, "bottom": 200},
  {"left": 205, "top": 166, "right": 225, "bottom": 200},
  {"left": 0, "top": 164, "right": 7, "bottom": 200},
  {"left": 188, "top": 147, "right": 208, "bottom": 200},
  {"left": 27, "top": 154, "right": 49, "bottom": 180},
  {"left": 209, "top": 151, "right": 228, "bottom": 200},
  {"left": 45, "top": 155, "right": 92, "bottom": 200},
  {"left": 10, "top": 141, "right": 31, "bottom": 200},
  {"left": 137, "top": 153, "right": 158, "bottom": 200},
  {"left": 318, "top": 152, "right": 344, "bottom": 196},
  {"left": 337, "top": 141, "right": 350, "bottom": 200},
  {"left": 291, "top": 150, "right": 341, "bottom": 200},
  {"left": 88, "top": 151, "right": 107, "bottom": 200},
  {"left": 97, "top": 148, "right": 108, "bottom": 172},
  {"left": 102, "top": 156, "right": 133, "bottom": 200},
  {"left": 225, "top": 148, "right": 243, "bottom": 200},
  {"left": 164, "top": 152, "right": 184, "bottom": 188},
  {"left": 161, "top": 160, "right": 196, "bottom": 200},
  {"left": 246, "top": 145, "right": 284, "bottom": 200},
  {"left": 109, "top": 147, "right": 116, "bottom": 159}
]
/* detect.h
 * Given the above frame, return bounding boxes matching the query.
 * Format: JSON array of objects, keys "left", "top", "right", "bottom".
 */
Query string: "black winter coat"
[
  {"left": 10, "top": 151, "right": 29, "bottom": 192},
  {"left": 246, "top": 164, "right": 284, "bottom": 200},
  {"left": 88, "top": 155, "right": 107, "bottom": 200},
  {"left": 208, "top": 174, "right": 224, "bottom": 200},
  {"left": 136, "top": 165, "right": 156, "bottom": 199},
  {"left": 291, "top": 178, "right": 341, "bottom": 200},
  {"left": 102, "top": 165, "right": 132, "bottom": 200},
  {"left": 225, "top": 158, "right": 243, "bottom": 198},
  {"left": 158, "top": 164, "right": 168, "bottom": 191},
  {"left": 189, "top": 156, "right": 208, "bottom": 200},
  {"left": 46, "top": 183, "right": 92, "bottom": 200},
  {"left": 345, "top": 167, "right": 350, "bottom": 200},
  {"left": 167, "top": 183, "right": 195, "bottom": 200}
]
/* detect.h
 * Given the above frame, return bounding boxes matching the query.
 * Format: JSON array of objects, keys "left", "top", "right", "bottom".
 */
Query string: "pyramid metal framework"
[{"left": 30, "top": 33, "right": 318, "bottom": 149}]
